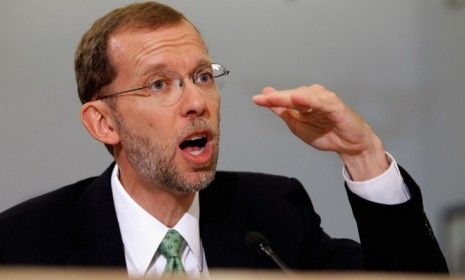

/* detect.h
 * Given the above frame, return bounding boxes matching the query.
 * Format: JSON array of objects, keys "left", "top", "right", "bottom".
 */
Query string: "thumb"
[{"left": 274, "top": 108, "right": 300, "bottom": 134}]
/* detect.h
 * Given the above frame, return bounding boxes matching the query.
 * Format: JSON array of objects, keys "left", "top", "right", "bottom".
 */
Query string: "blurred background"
[{"left": 0, "top": 0, "right": 464, "bottom": 273}]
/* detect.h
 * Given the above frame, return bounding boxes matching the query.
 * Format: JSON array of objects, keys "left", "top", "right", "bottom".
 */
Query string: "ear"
[{"left": 80, "top": 101, "right": 120, "bottom": 146}]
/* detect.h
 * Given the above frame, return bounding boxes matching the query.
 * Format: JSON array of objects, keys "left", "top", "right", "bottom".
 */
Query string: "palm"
[
  {"left": 283, "top": 106, "right": 370, "bottom": 154},
  {"left": 256, "top": 86, "right": 372, "bottom": 155},
  {"left": 253, "top": 84, "right": 389, "bottom": 181}
]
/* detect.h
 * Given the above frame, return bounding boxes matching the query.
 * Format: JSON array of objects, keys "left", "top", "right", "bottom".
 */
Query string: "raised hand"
[{"left": 252, "top": 85, "right": 389, "bottom": 181}]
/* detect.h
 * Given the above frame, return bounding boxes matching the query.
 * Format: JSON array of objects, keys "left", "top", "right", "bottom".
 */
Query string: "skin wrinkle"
[
  {"left": 103, "top": 22, "right": 221, "bottom": 223},
  {"left": 114, "top": 111, "right": 219, "bottom": 193},
  {"left": 109, "top": 26, "right": 210, "bottom": 95},
  {"left": 110, "top": 25, "right": 207, "bottom": 78}
]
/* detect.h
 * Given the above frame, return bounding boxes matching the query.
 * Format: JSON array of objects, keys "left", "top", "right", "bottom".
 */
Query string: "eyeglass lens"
[{"left": 146, "top": 63, "right": 229, "bottom": 106}]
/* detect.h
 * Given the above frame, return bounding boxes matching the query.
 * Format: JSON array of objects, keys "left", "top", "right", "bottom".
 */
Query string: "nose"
[{"left": 179, "top": 79, "right": 207, "bottom": 117}]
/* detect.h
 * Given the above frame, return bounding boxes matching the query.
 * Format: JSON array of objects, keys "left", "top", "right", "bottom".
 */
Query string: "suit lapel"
[
  {"left": 199, "top": 172, "right": 259, "bottom": 268},
  {"left": 64, "top": 167, "right": 264, "bottom": 268},
  {"left": 68, "top": 163, "right": 126, "bottom": 267}
]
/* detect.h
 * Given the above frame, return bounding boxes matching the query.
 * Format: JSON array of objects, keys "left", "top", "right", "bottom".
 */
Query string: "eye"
[
  {"left": 147, "top": 76, "right": 171, "bottom": 93},
  {"left": 194, "top": 70, "right": 214, "bottom": 85}
]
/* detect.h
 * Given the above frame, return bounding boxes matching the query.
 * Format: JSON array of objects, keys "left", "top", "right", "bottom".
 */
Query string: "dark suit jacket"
[{"left": 0, "top": 163, "right": 448, "bottom": 272}]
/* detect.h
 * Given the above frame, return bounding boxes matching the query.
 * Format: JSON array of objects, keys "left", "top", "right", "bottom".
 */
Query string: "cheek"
[
  {"left": 208, "top": 94, "right": 221, "bottom": 116},
  {"left": 127, "top": 110, "right": 176, "bottom": 138},
  {"left": 154, "top": 113, "right": 181, "bottom": 136}
]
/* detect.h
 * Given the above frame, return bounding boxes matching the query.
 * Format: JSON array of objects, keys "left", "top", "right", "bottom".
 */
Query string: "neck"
[{"left": 115, "top": 158, "right": 195, "bottom": 228}]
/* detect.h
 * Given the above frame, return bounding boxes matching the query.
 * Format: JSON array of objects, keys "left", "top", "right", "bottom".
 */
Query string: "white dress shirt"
[
  {"left": 110, "top": 152, "right": 410, "bottom": 277},
  {"left": 344, "top": 152, "right": 410, "bottom": 204},
  {"left": 111, "top": 165, "right": 207, "bottom": 278}
]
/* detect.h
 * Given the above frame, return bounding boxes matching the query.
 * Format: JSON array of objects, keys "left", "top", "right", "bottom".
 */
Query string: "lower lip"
[{"left": 179, "top": 140, "right": 213, "bottom": 165}]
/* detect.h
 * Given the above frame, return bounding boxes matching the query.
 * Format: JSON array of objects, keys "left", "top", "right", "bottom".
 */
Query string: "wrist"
[{"left": 339, "top": 135, "right": 389, "bottom": 181}]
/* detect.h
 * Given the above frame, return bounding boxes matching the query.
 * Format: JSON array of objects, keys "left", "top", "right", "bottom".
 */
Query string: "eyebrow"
[
  {"left": 138, "top": 64, "right": 169, "bottom": 79},
  {"left": 139, "top": 58, "right": 212, "bottom": 79}
]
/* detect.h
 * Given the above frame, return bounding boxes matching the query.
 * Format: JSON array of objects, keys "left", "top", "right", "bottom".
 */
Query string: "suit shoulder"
[
  {"left": 211, "top": 170, "right": 306, "bottom": 197},
  {"left": 215, "top": 170, "right": 297, "bottom": 183},
  {"left": 0, "top": 177, "right": 96, "bottom": 223}
]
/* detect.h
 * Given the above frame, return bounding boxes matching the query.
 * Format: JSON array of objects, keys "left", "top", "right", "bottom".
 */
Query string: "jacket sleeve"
[{"left": 346, "top": 165, "right": 448, "bottom": 272}]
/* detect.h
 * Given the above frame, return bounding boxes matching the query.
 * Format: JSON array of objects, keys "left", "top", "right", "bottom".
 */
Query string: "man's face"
[{"left": 106, "top": 21, "right": 220, "bottom": 193}]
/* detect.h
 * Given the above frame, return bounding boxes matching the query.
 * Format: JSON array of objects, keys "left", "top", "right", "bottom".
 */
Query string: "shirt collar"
[{"left": 110, "top": 164, "right": 202, "bottom": 274}]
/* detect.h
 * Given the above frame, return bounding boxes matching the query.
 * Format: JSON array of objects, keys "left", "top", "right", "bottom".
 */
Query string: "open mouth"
[
  {"left": 179, "top": 134, "right": 208, "bottom": 155},
  {"left": 178, "top": 130, "right": 213, "bottom": 160}
]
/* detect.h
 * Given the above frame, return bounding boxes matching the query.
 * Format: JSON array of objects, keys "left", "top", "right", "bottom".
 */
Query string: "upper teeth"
[{"left": 188, "top": 135, "right": 204, "bottom": 141}]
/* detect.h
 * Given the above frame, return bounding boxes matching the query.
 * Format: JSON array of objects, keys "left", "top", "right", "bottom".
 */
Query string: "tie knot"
[{"left": 159, "top": 229, "right": 185, "bottom": 258}]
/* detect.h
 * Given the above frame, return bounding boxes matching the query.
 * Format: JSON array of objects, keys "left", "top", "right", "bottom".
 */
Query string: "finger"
[
  {"left": 255, "top": 87, "right": 342, "bottom": 116},
  {"left": 253, "top": 86, "right": 290, "bottom": 107},
  {"left": 253, "top": 90, "right": 317, "bottom": 113},
  {"left": 261, "top": 86, "right": 277, "bottom": 95},
  {"left": 290, "top": 91, "right": 343, "bottom": 116},
  {"left": 268, "top": 106, "right": 286, "bottom": 116},
  {"left": 252, "top": 90, "right": 293, "bottom": 108},
  {"left": 252, "top": 87, "right": 291, "bottom": 117}
]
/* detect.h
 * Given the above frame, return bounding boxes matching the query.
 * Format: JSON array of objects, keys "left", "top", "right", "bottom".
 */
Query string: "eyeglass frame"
[{"left": 93, "top": 63, "right": 230, "bottom": 105}]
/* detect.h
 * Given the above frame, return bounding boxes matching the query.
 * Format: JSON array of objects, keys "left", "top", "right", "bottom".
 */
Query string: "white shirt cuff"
[{"left": 343, "top": 152, "right": 411, "bottom": 205}]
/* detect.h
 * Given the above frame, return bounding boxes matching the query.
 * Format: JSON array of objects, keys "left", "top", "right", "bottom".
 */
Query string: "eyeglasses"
[{"left": 95, "top": 63, "right": 230, "bottom": 106}]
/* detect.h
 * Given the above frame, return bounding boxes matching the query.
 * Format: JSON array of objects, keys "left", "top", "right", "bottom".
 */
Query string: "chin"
[
  {"left": 187, "top": 169, "right": 217, "bottom": 192},
  {"left": 163, "top": 168, "right": 216, "bottom": 194}
]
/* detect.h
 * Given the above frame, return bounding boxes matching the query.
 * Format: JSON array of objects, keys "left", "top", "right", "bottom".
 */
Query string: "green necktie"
[{"left": 158, "top": 229, "right": 186, "bottom": 276}]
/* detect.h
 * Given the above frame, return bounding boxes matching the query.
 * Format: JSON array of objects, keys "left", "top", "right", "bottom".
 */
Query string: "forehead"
[{"left": 108, "top": 21, "right": 210, "bottom": 74}]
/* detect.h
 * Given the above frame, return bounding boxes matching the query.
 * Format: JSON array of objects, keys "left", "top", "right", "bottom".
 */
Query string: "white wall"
[{"left": 1, "top": 0, "right": 464, "bottom": 270}]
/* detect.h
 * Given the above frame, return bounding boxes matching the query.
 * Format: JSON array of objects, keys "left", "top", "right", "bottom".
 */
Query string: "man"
[{"left": 0, "top": 2, "right": 447, "bottom": 278}]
